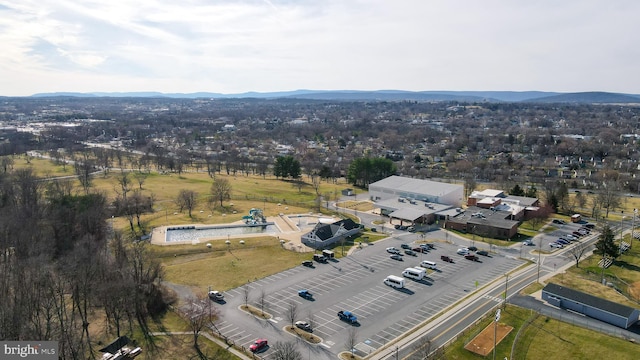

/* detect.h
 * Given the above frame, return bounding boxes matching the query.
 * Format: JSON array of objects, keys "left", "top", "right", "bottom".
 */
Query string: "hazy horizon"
[{"left": 1, "top": 1, "right": 639, "bottom": 96}]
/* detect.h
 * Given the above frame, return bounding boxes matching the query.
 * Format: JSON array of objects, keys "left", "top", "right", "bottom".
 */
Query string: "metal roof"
[
  {"left": 369, "top": 176, "right": 462, "bottom": 196},
  {"left": 543, "top": 283, "right": 638, "bottom": 318}
]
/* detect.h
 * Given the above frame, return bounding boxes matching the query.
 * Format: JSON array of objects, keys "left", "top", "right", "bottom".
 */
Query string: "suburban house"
[
  {"left": 542, "top": 283, "right": 640, "bottom": 329},
  {"left": 301, "top": 218, "right": 361, "bottom": 249}
]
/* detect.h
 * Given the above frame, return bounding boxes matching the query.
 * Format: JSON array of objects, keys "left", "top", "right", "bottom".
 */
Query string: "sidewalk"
[{"left": 150, "top": 331, "right": 252, "bottom": 360}]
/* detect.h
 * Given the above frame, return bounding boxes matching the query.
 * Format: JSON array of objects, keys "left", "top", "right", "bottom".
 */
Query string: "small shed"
[
  {"left": 342, "top": 188, "right": 354, "bottom": 196},
  {"left": 542, "top": 283, "right": 640, "bottom": 329}
]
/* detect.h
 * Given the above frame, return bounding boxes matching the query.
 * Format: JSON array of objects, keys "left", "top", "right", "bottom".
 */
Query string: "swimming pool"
[{"left": 165, "top": 223, "right": 278, "bottom": 243}]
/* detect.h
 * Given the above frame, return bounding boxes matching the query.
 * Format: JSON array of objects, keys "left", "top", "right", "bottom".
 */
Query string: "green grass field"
[{"left": 443, "top": 305, "right": 639, "bottom": 360}]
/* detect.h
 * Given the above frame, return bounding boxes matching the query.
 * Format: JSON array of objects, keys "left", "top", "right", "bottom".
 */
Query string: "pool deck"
[{"left": 149, "top": 214, "right": 332, "bottom": 252}]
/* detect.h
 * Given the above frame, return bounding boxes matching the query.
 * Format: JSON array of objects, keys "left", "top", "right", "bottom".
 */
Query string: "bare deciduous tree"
[
  {"left": 412, "top": 335, "right": 434, "bottom": 359},
  {"left": 210, "top": 178, "right": 232, "bottom": 207},
  {"left": 132, "top": 171, "right": 149, "bottom": 190},
  {"left": 183, "top": 295, "right": 220, "bottom": 359},
  {"left": 286, "top": 301, "right": 298, "bottom": 329},
  {"left": 271, "top": 341, "right": 302, "bottom": 360},
  {"left": 242, "top": 283, "right": 250, "bottom": 308},
  {"left": 345, "top": 327, "right": 358, "bottom": 358},
  {"left": 567, "top": 242, "right": 589, "bottom": 268},
  {"left": 258, "top": 288, "right": 268, "bottom": 315},
  {"left": 176, "top": 189, "right": 198, "bottom": 217}
]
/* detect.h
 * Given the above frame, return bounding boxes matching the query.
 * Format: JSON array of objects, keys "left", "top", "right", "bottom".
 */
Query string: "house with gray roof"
[
  {"left": 301, "top": 218, "right": 361, "bottom": 249},
  {"left": 542, "top": 283, "right": 640, "bottom": 329}
]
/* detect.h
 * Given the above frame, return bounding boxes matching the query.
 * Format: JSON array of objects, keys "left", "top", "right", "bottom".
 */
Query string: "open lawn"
[
  {"left": 443, "top": 305, "right": 639, "bottom": 360},
  {"left": 155, "top": 236, "right": 311, "bottom": 290},
  {"left": 545, "top": 239, "right": 640, "bottom": 307},
  {"left": 513, "top": 312, "right": 639, "bottom": 360}
]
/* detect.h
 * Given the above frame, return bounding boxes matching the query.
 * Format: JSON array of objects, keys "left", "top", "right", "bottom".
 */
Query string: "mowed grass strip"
[
  {"left": 157, "top": 237, "right": 311, "bottom": 290},
  {"left": 513, "top": 313, "right": 639, "bottom": 360}
]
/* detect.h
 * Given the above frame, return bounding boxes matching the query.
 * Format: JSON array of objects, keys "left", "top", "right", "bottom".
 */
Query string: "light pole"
[
  {"left": 472, "top": 226, "right": 476, "bottom": 247},
  {"left": 632, "top": 209, "right": 637, "bottom": 249},
  {"left": 620, "top": 215, "right": 627, "bottom": 255},
  {"left": 536, "top": 241, "right": 542, "bottom": 283}
]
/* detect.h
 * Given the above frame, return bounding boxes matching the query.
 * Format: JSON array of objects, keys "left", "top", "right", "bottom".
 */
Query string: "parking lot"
[
  {"left": 528, "top": 220, "right": 596, "bottom": 252},
  {"left": 211, "top": 235, "right": 526, "bottom": 359}
]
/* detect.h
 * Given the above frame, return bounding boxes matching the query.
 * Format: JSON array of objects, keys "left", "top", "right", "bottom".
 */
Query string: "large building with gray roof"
[
  {"left": 367, "top": 176, "right": 463, "bottom": 227},
  {"left": 368, "top": 176, "right": 464, "bottom": 206}
]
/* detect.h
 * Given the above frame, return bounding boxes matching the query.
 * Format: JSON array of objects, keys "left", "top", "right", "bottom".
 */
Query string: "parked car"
[
  {"left": 440, "top": 255, "right": 454, "bottom": 263},
  {"left": 390, "top": 254, "right": 404, "bottom": 261},
  {"left": 208, "top": 290, "right": 224, "bottom": 302},
  {"left": 476, "top": 250, "right": 489, "bottom": 256},
  {"left": 400, "top": 244, "right": 411, "bottom": 249},
  {"left": 457, "top": 248, "right": 469, "bottom": 255},
  {"left": 295, "top": 320, "right": 312, "bottom": 331},
  {"left": 386, "top": 247, "right": 401, "bottom": 254},
  {"left": 298, "top": 289, "right": 313, "bottom": 300},
  {"left": 549, "top": 242, "right": 564, "bottom": 248},
  {"left": 464, "top": 254, "right": 479, "bottom": 261},
  {"left": 397, "top": 225, "right": 408, "bottom": 230},
  {"left": 404, "top": 249, "right": 417, "bottom": 256},
  {"left": 564, "top": 234, "right": 578, "bottom": 241},
  {"left": 467, "top": 246, "right": 478, "bottom": 252},
  {"left": 301, "top": 260, "right": 313, "bottom": 267},
  {"left": 338, "top": 310, "right": 358, "bottom": 324},
  {"left": 572, "top": 231, "right": 584, "bottom": 237},
  {"left": 422, "top": 243, "right": 435, "bottom": 249},
  {"left": 249, "top": 339, "right": 268, "bottom": 353},
  {"left": 407, "top": 226, "right": 417, "bottom": 232},
  {"left": 556, "top": 239, "right": 570, "bottom": 245},
  {"left": 313, "top": 254, "right": 327, "bottom": 263},
  {"left": 412, "top": 247, "right": 426, "bottom": 253},
  {"left": 523, "top": 240, "right": 535, "bottom": 246},
  {"left": 552, "top": 219, "right": 566, "bottom": 224},
  {"left": 585, "top": 223, "right": 596, "bottom": 229}
]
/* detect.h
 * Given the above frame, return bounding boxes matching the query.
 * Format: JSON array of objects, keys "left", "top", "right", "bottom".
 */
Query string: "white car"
[
  {"left": 386, "top": 247, "right": 401, "bottom": 254},
  {"left": 208, "top": 290, "right": 224, "bottom": 301},
  {"left": 549, "top": 242, "right": 564, "bottom": 249},
  {"left": 457, "top": 248, "right": 469, "bottom": 255},
  {"left": 295, "top": 320, "right": 311, "bottom": 331}
]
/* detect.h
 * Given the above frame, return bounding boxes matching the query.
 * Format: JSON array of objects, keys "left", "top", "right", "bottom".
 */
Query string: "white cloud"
[{"left": 0, "top": 0, "right": 638, "bottom": 95}]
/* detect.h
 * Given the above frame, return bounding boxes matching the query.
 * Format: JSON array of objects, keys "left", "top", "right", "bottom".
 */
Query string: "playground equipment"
[{"left": 242, "top": 208, "right": 266, "bottom": 225}]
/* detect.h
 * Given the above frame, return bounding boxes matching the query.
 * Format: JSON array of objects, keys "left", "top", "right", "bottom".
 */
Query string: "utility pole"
[
  {"left": 620, "top": 215, "right": 627, "bottom": 255},
  {"left": 503, "top": 274, "right": 509, "bottom": 308},
  {"left": 632, "top": 209, "right": 637, "bottom": 249},
  {"left": 536, "top": 241, "right": 542, "bottom": 283},
  {"left": 493, "top": 308, "right": 501, "bottom": 360}
]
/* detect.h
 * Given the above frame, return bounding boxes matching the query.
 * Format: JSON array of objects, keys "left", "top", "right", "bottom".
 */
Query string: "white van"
[
  {"left": 384, "top": 275, "right": 405, "bottom": 289},
  {"left": 402, "top": 267, "right": 426, "bottom": 280},
  {"left": 420, "top": 260, "right": 437, "bottom": 270}
]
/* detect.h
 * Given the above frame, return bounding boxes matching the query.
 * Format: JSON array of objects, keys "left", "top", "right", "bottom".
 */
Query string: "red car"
[{"left": 250, "top": 338, "right": 268, "bottom": 353}]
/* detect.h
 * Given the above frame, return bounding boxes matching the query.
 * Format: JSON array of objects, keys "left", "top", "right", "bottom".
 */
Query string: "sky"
[{"left": 1, "top": 0, "right": 639, "bottom": 96}]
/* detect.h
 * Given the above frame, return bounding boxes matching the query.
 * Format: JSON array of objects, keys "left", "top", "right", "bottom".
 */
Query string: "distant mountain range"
[{"left": 28, "top": 90, "right": 640, "bottom": 103}]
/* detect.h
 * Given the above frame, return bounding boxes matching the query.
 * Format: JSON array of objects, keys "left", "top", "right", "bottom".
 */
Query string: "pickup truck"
[
  {"left": 298, "top": 289, "right": 313, "bottom": 300},
  {"left": 338, "top": 310, "right": 358, "bottom": 324}
]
